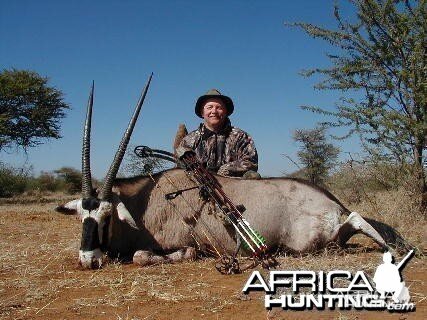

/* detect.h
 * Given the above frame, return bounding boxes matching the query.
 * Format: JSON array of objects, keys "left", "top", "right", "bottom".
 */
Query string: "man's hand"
[
  {"left": 217, "top": 166, "right": 230, "bottom": 176},
  {"left": 179, "top": 150, "right": 196, "bottom": 161},
  {"left": 178, "top": 150, "right": 197, "bottom": 171}
]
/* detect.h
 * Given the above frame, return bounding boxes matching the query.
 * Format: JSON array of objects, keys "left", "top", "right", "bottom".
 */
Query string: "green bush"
[
  {"left": 54, "top": 167, "right": 82, "bottom": 194},
  {"left": 0, "top": 163, "right": 84, "bottom": 197},
  {"left": 30, "top": 171, "right": 64, "bottom": 192},
  {"left": 327, "top": 160, "right": 422, "bottom": 206},
  {"left": 0, "top": 163, "right": 31, "bottom": 197}
]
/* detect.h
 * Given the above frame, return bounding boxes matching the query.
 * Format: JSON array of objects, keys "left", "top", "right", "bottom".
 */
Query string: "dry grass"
[
  {"left": 0, "top": 191, "right": 77, "bottom": 206},
  {"left": 337, "top": 188, "right": 426, "bottom": 255},
  {"left": 0, "top": 191, "right": 426, "bottom": 320}
]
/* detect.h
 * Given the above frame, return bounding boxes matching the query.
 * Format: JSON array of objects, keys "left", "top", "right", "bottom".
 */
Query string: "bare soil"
[{"left": 0, "top": 202, "right": 425, "bottom": 320}]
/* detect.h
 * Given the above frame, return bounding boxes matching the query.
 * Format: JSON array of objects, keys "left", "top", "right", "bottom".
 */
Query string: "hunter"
[{"left": 176, "top": 89, "right": 260, "bottom": 179}]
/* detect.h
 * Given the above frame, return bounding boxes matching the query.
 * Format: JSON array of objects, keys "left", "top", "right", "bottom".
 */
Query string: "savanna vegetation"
[
  {"left": 288, "top": 0, "right": 426, "bottom": 213},
  {"left": 0, "top": 164, "right": 83, "bottom": 198}
]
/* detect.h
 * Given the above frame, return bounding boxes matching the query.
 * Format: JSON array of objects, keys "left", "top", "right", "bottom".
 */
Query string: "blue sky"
[{"left": 0, "top": 0, "right": 360, "bottom": 178}]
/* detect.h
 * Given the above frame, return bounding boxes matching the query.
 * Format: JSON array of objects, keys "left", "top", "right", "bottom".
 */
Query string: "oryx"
[{"left": 58, "top": 75, "right": 407, "bottom": 269}]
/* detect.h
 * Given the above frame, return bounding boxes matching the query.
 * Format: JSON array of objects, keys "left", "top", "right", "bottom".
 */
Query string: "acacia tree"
[
  {"left": 0, "top": 69, "right": 69, "bottom": 152},
  {"left": 53, "top": 167, "right": 82, "bottom": 194},
  {"left": 288, "top": 0, "right": 426, "bottom": 207},
  {"left": 293, "top": 127, "right": 340, "bottom": 185}
]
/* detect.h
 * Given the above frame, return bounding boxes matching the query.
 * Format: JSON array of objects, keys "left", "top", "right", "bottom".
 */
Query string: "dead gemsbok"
[{"left": 57, "top": 74, "right": 407, "bottom": 270}]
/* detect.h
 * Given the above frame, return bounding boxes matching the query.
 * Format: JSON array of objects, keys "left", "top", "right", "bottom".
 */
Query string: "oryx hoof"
[
  {"left": 166, "top": 247, "right": 196, "bottom": 262},
  {"left": 133, "top": 250, "right": 166, "bottom": 266},
  {"left": 184, "top": 247, "right": 197, "bottom": 260},
  {"left": 133, "top": 250, "right": 152, "bottom": 266}
]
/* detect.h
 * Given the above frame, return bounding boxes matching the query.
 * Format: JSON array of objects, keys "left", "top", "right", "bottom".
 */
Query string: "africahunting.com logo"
[{"left": 242, "top": 250, "right": 415, "bottom": 312}]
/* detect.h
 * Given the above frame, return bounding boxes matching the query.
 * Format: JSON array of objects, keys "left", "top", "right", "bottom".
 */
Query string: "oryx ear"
[
  {"left": 173, "top": 123, "right": 188, "bottom": 160},
  {"left": 55, "top": 199, "right": 82, "bottom": 216},
  {"left": 116, "top": 201, "right": 139, "bottom": 230}
]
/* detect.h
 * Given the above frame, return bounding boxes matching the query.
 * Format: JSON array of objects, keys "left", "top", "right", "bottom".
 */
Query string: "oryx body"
[
  {"left": 109, "top": 170, "right": 346, "bottom": 257},
  {"left": 59, "top": 76, "right": 404, "bottom": 269},
  {"left": 61, "top": 167, "right": 396, "bottom": 269}
]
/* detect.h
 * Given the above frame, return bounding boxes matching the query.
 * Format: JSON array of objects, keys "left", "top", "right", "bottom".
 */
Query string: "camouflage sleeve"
[
  {"left": 217, "top": 131, "right": 258, "bottom": 177},
  {"left": 175, "top": 130, "right": 198, "bottom": 159}
]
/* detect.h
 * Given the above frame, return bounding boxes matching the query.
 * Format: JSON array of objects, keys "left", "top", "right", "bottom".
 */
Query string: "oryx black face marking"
[
  {"left": 101, "top": 215, "right": 111, "bottom": 251},
  {"left": 82, "top": 198, "right": 100, "bottom": 211},
  {"left": 81, "top": 217, "right": 100, "bottom": 251}
]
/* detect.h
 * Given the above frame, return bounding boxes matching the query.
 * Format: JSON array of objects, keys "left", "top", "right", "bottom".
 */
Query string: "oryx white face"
[
  {"left": 78, "top": 199, "right": 113, "bottom": 269},
  {"left": 61, "top": 196, "right": 138, "bottom": 269}
]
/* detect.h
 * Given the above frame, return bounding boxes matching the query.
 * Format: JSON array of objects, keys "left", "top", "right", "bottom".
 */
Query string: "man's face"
[{"left": 202, "top": 98, "right": 227, "bottom": 131}]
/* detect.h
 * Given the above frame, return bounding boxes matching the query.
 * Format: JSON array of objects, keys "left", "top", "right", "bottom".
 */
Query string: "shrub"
[
  {"left": 327, "top": 159, "right": 424, "bottom": 214},
  {"left": 0, "top": 163, "right": 31, "bottom": 197},
  {"left": 31, "top": 171, "right": 63, "bottom": 192},
  {"left": 53, "top": 167, "right": 82, "bottom": 194}
]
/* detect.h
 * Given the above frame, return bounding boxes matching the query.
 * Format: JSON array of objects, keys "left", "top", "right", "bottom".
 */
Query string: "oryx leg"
[
  {"left": 331, "top": 212, "right": 389, "bottom": 250},
  {"left": 133, "top": 247, "right": 196, "bottom": 267}
]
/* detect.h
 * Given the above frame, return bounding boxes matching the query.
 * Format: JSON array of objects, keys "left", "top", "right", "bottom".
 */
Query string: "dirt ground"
[{"left": 0, "top": 201, "right": 425, "bottom": 320}]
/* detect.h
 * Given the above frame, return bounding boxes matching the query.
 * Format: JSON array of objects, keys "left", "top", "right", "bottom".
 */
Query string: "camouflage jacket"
[{"left": 176, "top": 119, "right": 258, "bottom": 177}]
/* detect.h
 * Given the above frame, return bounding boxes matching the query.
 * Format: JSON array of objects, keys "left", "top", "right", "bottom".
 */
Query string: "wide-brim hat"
[{"left": 195, "top": 89, "right": 234, "bottom": 118}]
